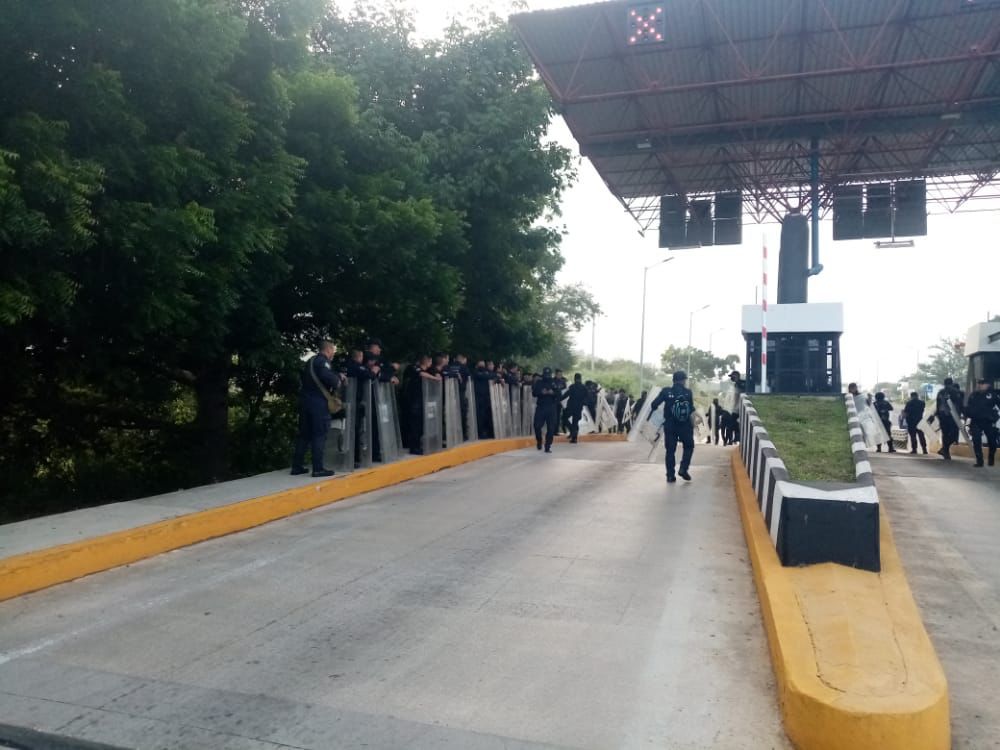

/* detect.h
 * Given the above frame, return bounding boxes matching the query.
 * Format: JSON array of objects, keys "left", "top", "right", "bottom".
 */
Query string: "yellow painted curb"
[
  {"left": 730, "top": 451, "right": 950, "bottom": 750},
  {"left": 0, "top": 437, "right": 547, "bottom": 602}
]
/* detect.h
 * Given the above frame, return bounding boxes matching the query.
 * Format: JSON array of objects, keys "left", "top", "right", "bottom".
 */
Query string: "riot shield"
[
  {"left": 464, "top": 379, "right": 479, "bottom": 443},
  {"left": 489, "top": 382, "right": 504, "bottom": 439},
  {"left": 375, "top": 382, "right": 403, "bottom": 464},
  {"left": 578, "top": 405, "right": 597, "bottom": 436},
  {"left": 628, "top": 391, "right": 657, "bottom": 443},
  {"left": 327, "top": 377, "right": 357, "bottom": 472},
  {"left": 501, "top": 383, "right": 514, "bottom": 437},
  {"left": 854, "top": 394, "right": 890, "bottom": 448},
  {"left": 444, "top": 377, "right": 464, "bottom": 448},
  {"left": 522, "top": 385, "right": 535, "bottom": 436},
  {"left": 355, "top": 378, "right": 374, "bottom": 469},
  {"left": 422, "top": 378, "right": 444, "bottom": 455},
  {"left": 510, "top": 386, "right": 523, "bottom": 438},
  {"left": 597, "top": 390, "right": 617, "bottom": 433}
]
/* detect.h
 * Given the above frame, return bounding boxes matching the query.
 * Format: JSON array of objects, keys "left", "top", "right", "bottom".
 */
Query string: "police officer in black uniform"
[
  {"left": 532, "top": 367, "right": 563, "bottom": 453},
  {"left": 935, "top": 377, "right": 964, "bottom": 460},
  {"left": 291, "top": 340, "right": 342, "bottom": 477},
  {"left": 873, "top": 392, "right": 896, "bottom": 453},
  {"left": 553, "top": 369, "right": 568, "bottom": 434},
  {"left": 903, "top": 392, "right": 928, "bottom": 455},
  {"left": 650, "top": 370, "right": 696, "bottom": 483},
  {"left": 564, "top": 373, "right": 588, "bottom": 443},
  {"left": 473, "top": 360, "right": 495, "bottom": 439},
  {"left": 966, "top": 379, "right": 999, "bottom": 467}
]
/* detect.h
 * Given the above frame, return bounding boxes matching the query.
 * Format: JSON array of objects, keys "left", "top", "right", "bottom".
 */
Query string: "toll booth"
[
  {"left": 966, "top": 321, "right": 1000, "bottom": 391},
  {"left": 742, "top": 303, "right": 843, "bottom": 394}
]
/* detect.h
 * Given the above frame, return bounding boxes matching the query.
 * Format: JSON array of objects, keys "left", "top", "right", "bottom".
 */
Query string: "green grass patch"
[{"left": 749, "top": 395, "right": 856, "bottom": 483}]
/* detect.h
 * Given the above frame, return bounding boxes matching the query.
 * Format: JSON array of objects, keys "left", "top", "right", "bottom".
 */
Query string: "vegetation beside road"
[{"left": 750, "top": 396, "right": 857, "bottom": 483}]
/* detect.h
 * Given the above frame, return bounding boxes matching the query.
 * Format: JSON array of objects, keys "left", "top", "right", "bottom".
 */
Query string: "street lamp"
[
  {"left": 639, "top": 256, "right": 675, "bottom": 394},
  {"left": 687, "top": 304, "right": 710, "bottom": 375}
]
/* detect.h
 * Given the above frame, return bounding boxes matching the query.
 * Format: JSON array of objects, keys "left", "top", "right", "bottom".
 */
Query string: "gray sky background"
[{"left": 394, "top": 0, "right": 997, "bottom": 388}]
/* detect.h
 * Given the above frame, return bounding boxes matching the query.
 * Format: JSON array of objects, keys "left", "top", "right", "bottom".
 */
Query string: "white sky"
[{"left": 395, "top": 0, "right": 997, "bottom": 388}]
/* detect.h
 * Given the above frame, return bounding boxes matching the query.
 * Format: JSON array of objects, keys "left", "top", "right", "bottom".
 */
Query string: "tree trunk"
[{"left": 194, "top": 363, "right": 231, "bottom": 484}]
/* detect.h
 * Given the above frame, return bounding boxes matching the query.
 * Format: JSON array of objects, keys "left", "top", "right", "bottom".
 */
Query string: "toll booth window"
[{"left": 627, "top": 6, "right": 665, "bottom": 45}]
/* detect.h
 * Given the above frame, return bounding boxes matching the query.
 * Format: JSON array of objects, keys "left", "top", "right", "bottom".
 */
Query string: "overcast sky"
[{"left": 389, "top": 0, "right": 997, "bottom": 388}]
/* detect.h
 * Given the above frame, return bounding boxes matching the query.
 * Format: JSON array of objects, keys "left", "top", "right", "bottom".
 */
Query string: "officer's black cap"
[{"left": 673, "top": 370, "right": 687, "bottom": 382}]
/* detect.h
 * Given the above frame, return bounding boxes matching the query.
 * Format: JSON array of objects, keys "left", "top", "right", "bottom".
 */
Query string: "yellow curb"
[
  {"left": 0, "top": 437, "right": 544, "bottom": 602},
  {"left": 730, "top": 451, "right": 950, "bottom": 750}
]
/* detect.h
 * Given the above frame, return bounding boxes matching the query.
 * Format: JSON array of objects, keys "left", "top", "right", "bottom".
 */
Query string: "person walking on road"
[
  {"left": 873, "top": 392, "right": 896, "bottom": 453},
  {"left": 935, "top": 377, "right": 964, "bottom": 460},
  {"left": 292, "top": 340, "right": 342, "bottom": 478},
  {"left": 564, "top": 373, "right": 588, "bottom": 443},
  {"left": 532, "top": 367, "right": 563, "bottom": 453},
  {"left": 966, "top": 379, "right": 999, "bottom": 467},
  {"left": 903, "top": 392, "right": 929, "bottom": 455},
  {"left": 650, "top": 370, "right": 696, "bottom": 483}
]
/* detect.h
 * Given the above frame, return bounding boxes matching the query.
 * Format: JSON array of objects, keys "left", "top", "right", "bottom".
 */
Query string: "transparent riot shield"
[
  {"left": 854, "top": 394, "right": 889, "bottom": 448},
  {"left": 444, "top": 377, "right": 464, "bottom": 448},
  {"left": 489, "top": 382, "right": 505, "bottom": 439},
  {"left": 375, "top": 381, "right": 403, "bottom": 464},
  {"left": 628, "top": 392, "right": 658, "bottom": 443},
  {"left": 597, "top": 390, "right": 617, "bottom": 433},
  {"left": 464, "top": 379, "right": 479, "bottom": 443},
  {"left": 327, "top": 377, "right": 357, "bottom": 473},
  {"left": 522, "top": 385, "right": 535, "bottom": 436},
  {"left": 500, "top": 383, "right": 514, "bottom": 437},
  {"left": 422, "top": 378, "right": 444, "bottom": 454},
  {"left": 355, "top": 378, "right": 374, "bottom": 470},
  {"left": 510, "top": 386, "right": 523, "bottom": 438}
]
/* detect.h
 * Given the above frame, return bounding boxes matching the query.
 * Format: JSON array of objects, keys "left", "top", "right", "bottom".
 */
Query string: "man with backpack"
[{"left": 649, "top": 370, "right": 696, "bottom": 483}]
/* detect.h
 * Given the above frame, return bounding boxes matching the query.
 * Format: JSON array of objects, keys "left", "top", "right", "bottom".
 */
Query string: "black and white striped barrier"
[{"left": 739, "top": 395, "right": 880, "bottom": 572}]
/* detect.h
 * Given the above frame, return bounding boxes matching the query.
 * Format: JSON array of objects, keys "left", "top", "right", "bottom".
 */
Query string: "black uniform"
[
  {"left": 903, "top": 397, "right": 928, "bottom": 454},
  {"left": 532, "top": 375, "right": 563, "bottom": 451},
  {"left": 404, "top": 364, "right": 429, "bottom": 454},
  {"left": 292, "top": 353, "right": 340, "bottom": 473},
  {"left": 473, "top": 366, "right": 495, "bottom": 439},
  {"left": 553, "top": 375, "right": 568, "bottom": 433},
  {"left": 966, "top": 388, "right": 999, "bottom": 466},
  {"left": 935, "top": 385, "right": 964, "bottom": 458},
  {"left": 650, "top": 383, "right": 695, "bottom": 481},
  {"left": 565, "top": 381, "right": 588, "bottom": 442},
  {"left": 873, "top": 397, "right": 896, "bottom": 453}
]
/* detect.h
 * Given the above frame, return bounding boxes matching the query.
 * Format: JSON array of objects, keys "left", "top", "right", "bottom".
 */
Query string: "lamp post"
[
  {"left": 639, "top": 257, "right": 675, "bottom": 394},
  {"left": 687, "top": 304, "right": 710, "bottom": 375}
]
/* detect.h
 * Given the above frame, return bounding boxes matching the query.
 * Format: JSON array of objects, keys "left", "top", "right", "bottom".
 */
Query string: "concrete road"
[
  {"left": 0, "top": 442, "right": 789, "bottom": 750},
  {"left": 874, "top": 452, "right": 1000, "bottom": 749}
]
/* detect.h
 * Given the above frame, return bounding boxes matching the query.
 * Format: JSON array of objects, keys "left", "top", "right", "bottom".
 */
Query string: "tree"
[
  {"left": 660, "top": 345, "right": 740, "bottom": 382},
  {"left": 520, "top": 284, "right": 602, "bottom": 372},
  {"left": 0, "top": 0, "right": 579, "bottom": 521},
  {"left": 904, "top": 338, "right": 967, "bottom": 387}
]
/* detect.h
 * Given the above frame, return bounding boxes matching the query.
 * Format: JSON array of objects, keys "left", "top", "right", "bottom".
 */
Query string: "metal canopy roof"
[{"left": 511, "top": 0, "right": 1000, "bottom": 228}]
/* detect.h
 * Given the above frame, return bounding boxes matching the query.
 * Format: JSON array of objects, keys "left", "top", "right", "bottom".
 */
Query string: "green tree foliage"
[
  {"left": 660, "top": 345, "right": 740, "bottom": 383},
  {"left": 0, "top": 0, "right": 574, "bottom": 522},
  {"left": 910, "top": 338, "right": 968, "bottom": 385}
]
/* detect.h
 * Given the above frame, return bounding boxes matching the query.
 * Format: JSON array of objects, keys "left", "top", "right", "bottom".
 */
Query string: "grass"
[{"left": 749, "top": 395, "right": 857, "bottom": 483}]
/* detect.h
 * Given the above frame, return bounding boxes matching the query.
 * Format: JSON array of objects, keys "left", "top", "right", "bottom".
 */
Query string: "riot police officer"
[
  {"left": 532, "top": 367, "right": 563, "bottom": 453},
  {"left": 903, "top": 392, "right": 928, "bottom": 455},
  {"left": 935, "top": 377, "right": 964, "bottom": 460},
  {"left": 966, "top": 379, "right": 999, "bottom": 467},
  {"left": 650, "top": 371, "right": 696, "bottom": 483},
  {"left": 873, "top": 392, "right": 896, "bottom": 453},
  {"left": 291, "top": 340, "right": 342, "bottom": 477},
  {"left": 565, "top": 373, "right": 588, "bottom": 443},
  {"left": 553, "top": 369, "right": 568, "bottom": 434}
]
